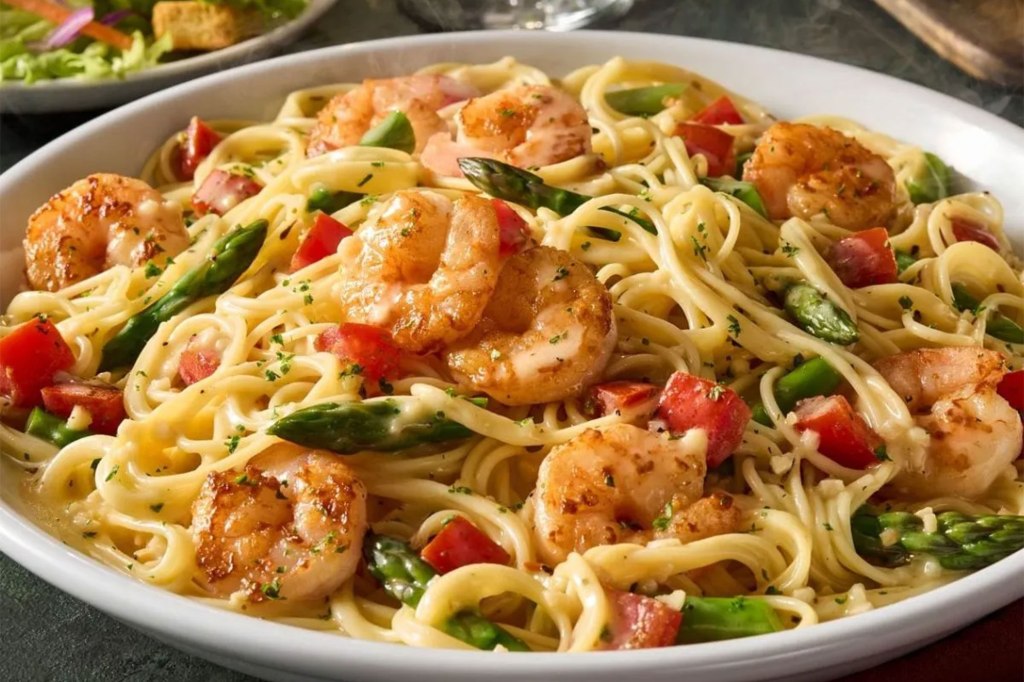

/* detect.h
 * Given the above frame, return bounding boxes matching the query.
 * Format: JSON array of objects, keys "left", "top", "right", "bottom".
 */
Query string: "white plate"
[
  {"left": 0, "top": 0, "right": 335, "bottom": 114},
  {"left": 1, "top": 30, "right": 1022, "bottom": 682}
]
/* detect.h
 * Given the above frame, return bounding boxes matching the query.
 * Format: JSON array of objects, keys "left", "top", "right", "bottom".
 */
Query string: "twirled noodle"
[{"left": 2, "top": 56, "right": 1021, "bottom": 651}]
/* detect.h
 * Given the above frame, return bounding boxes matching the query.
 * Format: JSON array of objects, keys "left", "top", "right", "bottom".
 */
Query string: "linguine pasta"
[{"left": 1, "top": 56, "right": 1021, "bottom": 652}]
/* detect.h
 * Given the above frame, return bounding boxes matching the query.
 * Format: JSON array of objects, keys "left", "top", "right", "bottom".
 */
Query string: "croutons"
[{"left": 152, "top": 1, "right": 255, "bottom": 52}]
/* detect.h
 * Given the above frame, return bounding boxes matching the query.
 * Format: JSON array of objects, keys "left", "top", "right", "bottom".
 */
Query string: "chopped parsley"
[
  {"left": 144, "top": 261, "right": 163, "bottom": 278},
  {"left": 447, "top": 485, "right": 473, "bottom": 495},
  {"left": 105, "top": 465, "right": 119, "bottom": 482},
  {"left": 727, "top": 314, "right": 742, "bottom": 337},
  {"left": 691, "top": 236, "right": 708, "bottom": 261},
  {"left": 553, "top": 266, "right": 570, "bottom": 281},
  {"left": 898, "top": 295, "right": 914, "bottom": 311},
  {"left": 652, "top": 502, "right": 673, "bottom": 531},
  {"left": 149, "top": 502, "right": 164, "bottom": 513},
  {"left": 226, "top": 434, "right": 242, "bottom": 454},
  {"left": 781, "top": 242, "right": 800, "bottom": 258},
  {"left": 874, "top": 445, "right": 891, "bottom": 461},
  {"left": 261, "top": 579, "right": 283, "bottom": 600}
]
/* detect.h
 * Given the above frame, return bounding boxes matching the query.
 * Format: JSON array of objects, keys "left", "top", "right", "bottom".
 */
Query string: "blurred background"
[{"left": 0, "top": 0, "right": 1021, "bottom": 680}]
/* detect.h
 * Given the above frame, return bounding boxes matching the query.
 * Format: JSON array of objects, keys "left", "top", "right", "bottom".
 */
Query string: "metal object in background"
[
  {"left": 398, "top": 0, "right": 633, "bottom": 30},
  {"left": 874, "top": 0, "right": 1023, "bottom": 86}
]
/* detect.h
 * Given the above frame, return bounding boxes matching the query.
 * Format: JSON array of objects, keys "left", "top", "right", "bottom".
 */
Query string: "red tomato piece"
[
  {"left": 828, "top": 227, "right": 898, "bottom": 288},
  {"left": 192, "top": 169, "right": 262, "bottom": 217},
  {"left": 951, "top": 216, "right": 1000, "bottom": 251},
  {"left": 315, "top": 323, "right": 401, "bottom": 383},
  {"left": 604, "top": 590, "right": 682, "bottom": 650},
  {"left": 41, "top": 383, "right": 126, "bottom": 436},
  {"left": 290, "top": 212, "right": 354, "bottom": 272},
  {"left": 793, "top": 395, "right": 884, "bottom": 469},
  {"left": 591, "top": 381, "right": 660, "bottom": 422},
  {"left": 492, "top": 199, "right": 531, "bottom": 256},
  {"left": 655, "top": 371, "right": 751, "bottom": 467},
  {"left": 691, "top": 95, "right": 744, "bottom": 125},
  {"left": 997, "top": 370, "right": 1024, "bottom": 412},
  {"left": 176, "top": 117, "right": 222, "bottom": 182},
  {"left": 178, "top": 339, "right": 221, "bottom": 386},
  {"left": 675, "top": 123, "right": 736, "bottom": 178},
  {"left": 0, "top": 317, "right": 75, "bottom": 408},
  {"left": 420, "top": 516, "right": 511, "bottom": 574}
]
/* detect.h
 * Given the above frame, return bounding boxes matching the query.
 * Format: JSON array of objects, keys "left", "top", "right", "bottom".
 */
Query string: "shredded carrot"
[{"left": 4, "top": 0, "right": 134, "bottom": 50}]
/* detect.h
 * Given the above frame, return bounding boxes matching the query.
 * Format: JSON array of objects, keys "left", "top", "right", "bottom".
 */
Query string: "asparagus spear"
[
  {"left": 851, "top": 506, "right": 1024, "bottom": 571},
  {"left": 905, "top": 152, "right": 951, "bottom": 205},
  {"left": 677, "top": 596, "right": 783, "bottom": 643},
  {"left": 25, "top": 407, "right": 92, "bottom": 447},
  {"left": 360, "top": 111, "right": 415, "bottom": 153},
  {"left": 99, "top": 220, "right": 268, "bottom": 372},
  {"left": 266, "top": 399, "right": 477, "bottom": 454},
  {"left": 364, "top": 534, "right": 530, "bottom": 651},
  {"left": 457, "top": 157, "right": 656, "bottom": 236},
  {"left": 784, "top": 282, "right": 860, "bottom": 345},
  {"left": 605, "top": 83, "right": 686, "bottom": 116},
  {"left": 306, "top": 187, "right": 361, "bottom": 214},
  {"left": 950, "top": 283, "right": 1024, "bottom": 344},
  {"left": 734, "top": 151, "right": 753, "bottom": 179},
  {"left": 700, "top": 177, "right": 768, "bottom": 217},
  {"left": 751, "top": 357, "right": 844, "bottom": 426}
]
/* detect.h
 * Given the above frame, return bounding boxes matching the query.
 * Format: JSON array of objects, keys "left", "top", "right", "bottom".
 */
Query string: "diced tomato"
[
  {"left": 603, "top": 590, "right": 682, "bottom": 650},
  {"left": 591, "top": 381, "right": 660, "bottom": 422},
  {"left": 176, "top": 117, "right": 222, "bottom": 182},
  {"left": 191, "top": 169, "right": 262, "bottom": 217},
  {"left": 492, "top": 199, "right": 531, "bottom": 256},
  {"left": 420, "top": 516, "right": 511, "bottom": 574},
  {"left": 315, "top": 323, "right": 401, "bottom": 384},
  {"left": 290, "top": 212, "right": 353, "bottom": 272},
  {"left": 828, "top": 227, "right": 898, "bottom": 288},
  {"left": 691, "top": 96, "right": 744, "bottom": 125},
  {"left": 0, "top": 317, "right": 75, "bottom": 408},
  {"left": 178, "top": 338, "right": 220, "bottom": 386},
  {"left": 951, "top": 216, "right": 1000, "bottom": 251},
  {"left": 793, "top": 395, "right": 884, "bottom": 469},
  {"left": 997, "top": 370, "right": 1024, "bottom": 412},
  {"left": 675, "top": 123, "right": 736, "bottom": 178},
  {"left": 655, "top": 371, "right": 751, "bottom": 467},
  {"left": 41, "top": 382, "right": 126, "bottom": 436}
]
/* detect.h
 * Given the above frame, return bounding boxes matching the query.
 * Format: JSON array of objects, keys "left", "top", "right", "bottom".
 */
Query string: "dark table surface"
[{"left": 1, "top": 1, "right": 1022, "bottom": 680}]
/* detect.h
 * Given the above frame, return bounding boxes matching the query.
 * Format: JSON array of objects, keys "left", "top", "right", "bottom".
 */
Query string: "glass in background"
[{"left": 398, "top": 0, "right": 634, "bottom": 31}]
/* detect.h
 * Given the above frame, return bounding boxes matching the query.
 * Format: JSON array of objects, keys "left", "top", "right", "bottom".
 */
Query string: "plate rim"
[{"left": 1, "top": 29, "right": 1022, "bottom": 680}]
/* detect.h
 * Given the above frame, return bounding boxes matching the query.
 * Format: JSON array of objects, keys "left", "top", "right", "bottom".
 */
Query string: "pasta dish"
[{"left": 1, "top": 56, "right": 1022, "bottom": 652}]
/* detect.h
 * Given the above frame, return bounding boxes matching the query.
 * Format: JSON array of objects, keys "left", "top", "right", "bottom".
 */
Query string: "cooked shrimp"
[
  {"left": 743, "top": 122, "right": 897, "bottom": 230},
  {"left": 306, "top": 74, "right": 478, "bottom": 157},
  {"left": 337, "top": 190, "right": 503, "bottom": 354},
  {"left": 444, "top": 245, "right": 615, "bottom": 406},
  {"left": 191, "top": 445, "right": 367, "bottom": 602},
  {"left": 24, "top": 173, "right": 189, "bottom": 292},
  {"left": 874, "top": 347, "right": 1022, "bottom": 499},
  {"left": 533, "top": 423, "right": 741, "bottom": 565},
  {"left": 420, "top": 84, "right": 593, "bottom": 177}
]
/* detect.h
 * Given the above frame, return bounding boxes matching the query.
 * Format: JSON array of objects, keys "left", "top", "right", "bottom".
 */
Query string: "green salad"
[{"left": 1, "top": 0, "right": 307, "bottom": 84}]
